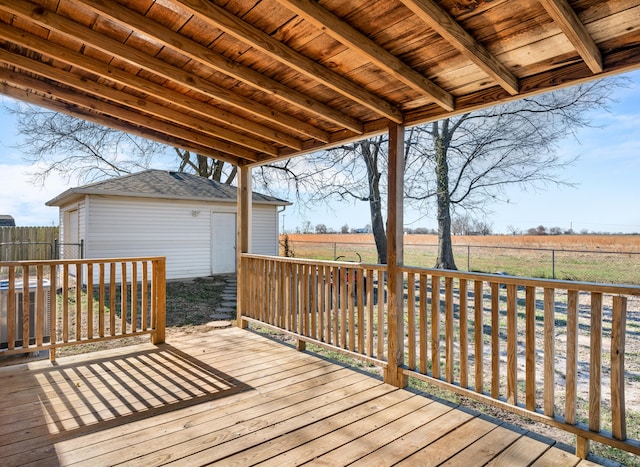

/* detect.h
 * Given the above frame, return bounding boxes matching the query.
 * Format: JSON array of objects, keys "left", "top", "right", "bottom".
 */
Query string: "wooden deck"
[{"left": 0, "top": 327, "right": 603, "bottom": 466}]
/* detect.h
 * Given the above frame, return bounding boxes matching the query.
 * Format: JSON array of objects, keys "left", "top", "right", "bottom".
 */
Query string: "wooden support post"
[
  {"left": 237, "top": 164, "right": 252, "bottom": 329},
  {"left": 576, "top": 436, "right": 590, "bottom": 460},
  {"left": 384, "top": 121, "right": 407, "bottom": 388},
  {"left": 152, "top": 257, "right": 166, "bottom": 344}
]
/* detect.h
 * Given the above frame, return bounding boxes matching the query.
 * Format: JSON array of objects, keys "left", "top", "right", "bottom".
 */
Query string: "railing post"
[
  {"left": 237, "top": 164, "right": 252, "bottom": 329},
  {"left": 384, "top": 122, "right": 407, "bottom": 388},
  {"left": 152, "top": 257, "right": 166, "bottom": 344}
]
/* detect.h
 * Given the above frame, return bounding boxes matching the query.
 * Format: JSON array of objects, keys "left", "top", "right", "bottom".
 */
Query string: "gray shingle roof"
[
  {"left": 0, "top": 215, "right": 15, "bottom": 226},
  {"left": 46, "top": 170, "right": 290, "bottom": 206}
]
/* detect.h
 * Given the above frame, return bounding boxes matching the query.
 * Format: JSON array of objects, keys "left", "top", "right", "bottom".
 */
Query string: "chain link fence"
[{"left": 283, "top": 239, "right": 640, "bottom": 285}]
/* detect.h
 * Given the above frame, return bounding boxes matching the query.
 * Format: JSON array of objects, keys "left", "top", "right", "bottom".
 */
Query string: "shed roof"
[
  {"left": 0, "top": 214, "right": 15, "bottom": 226},
  {"left": 46, "top": 170, "right": 290, "bottom": 206},
  {"left": 0, "top": 1, "right": 638, "bottom": 168}
]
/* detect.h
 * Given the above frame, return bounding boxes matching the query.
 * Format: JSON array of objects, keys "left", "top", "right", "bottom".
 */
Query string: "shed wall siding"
[
  {"left": 77, "top": 196, "right": 280, "bottom": 279},
  {"left": 85, "top": 197, "right": 211, "bottom": 279},
  {"left": 252, "top": 206, "right": 278, "bottom": 255}
]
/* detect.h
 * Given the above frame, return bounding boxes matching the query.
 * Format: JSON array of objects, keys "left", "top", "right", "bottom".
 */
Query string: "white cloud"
[{"left": 0, "top": 164, "right": 71, "bottom": 226}]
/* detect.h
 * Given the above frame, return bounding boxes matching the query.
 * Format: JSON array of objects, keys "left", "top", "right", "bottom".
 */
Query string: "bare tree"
[
  {"left": 6, "top": 103, "right": 238, "bottom": 185},
  {"left": 272, "top": 78, "right": 621, "bottom": 267},
  {"left": 174, "top": 148, "right": 236, "bottom": 184}
]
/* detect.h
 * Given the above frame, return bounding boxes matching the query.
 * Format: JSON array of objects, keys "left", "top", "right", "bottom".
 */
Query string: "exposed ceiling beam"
[
  {"left": 174, "top": 0, "right": 405, "bottom": 123},
  {"left": 0, "top": 68, "right": 261, "bottom": 162},
  {"left": 0, "top": 22, "right": 302, "bottom": 151},
  {"left": 0, "top": 81, "right": 242, "bottom": 165},
  {"left": 76, "top": 0, "right": 364, "bottom": 134},
  {"left": 538, "top": 0, "right": 603, "bottom": 74},
  {"left": 0, "top": 0, "right": 330, "bottom": 143},
  {"left": 278, "top": 0, "right": 454, "bottom": 111},
  {"left": 399, "top": 0, "right": 519, "bottom": 95},
  {"left": 0, "top": 49, "right": 277, "bottom": 156}
]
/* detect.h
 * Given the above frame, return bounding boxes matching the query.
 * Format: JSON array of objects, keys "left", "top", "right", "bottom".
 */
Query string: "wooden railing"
[
  {"left": 0, "top": 257, "right": 166, "bottom": 361},
  {"left": 241, "top": 255, "right": 387, "bottom": 366},
  {"left": 240, "top": 254, "right": 640, "bottom": 459}
]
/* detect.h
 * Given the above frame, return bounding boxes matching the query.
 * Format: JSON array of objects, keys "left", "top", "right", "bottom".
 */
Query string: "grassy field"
[{"left": 283, "top": 234, "right": 640, "bottom": 285}]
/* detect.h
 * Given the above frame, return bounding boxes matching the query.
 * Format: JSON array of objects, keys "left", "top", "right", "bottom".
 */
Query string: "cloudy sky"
[{"left": 1, "top": 69, "right": 639, "bottom": 234}]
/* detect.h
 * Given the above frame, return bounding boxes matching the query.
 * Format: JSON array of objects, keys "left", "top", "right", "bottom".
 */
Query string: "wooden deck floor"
[{"left": 0, "top": 327, "right": 603, "bottom": 466}]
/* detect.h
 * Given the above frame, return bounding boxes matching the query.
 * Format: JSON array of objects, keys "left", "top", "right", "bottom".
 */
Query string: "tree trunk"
[
  {"left": 362, "top": 139, "right": 387, "bottom": 264},
  {"left": 433, "top": 123, "right": 457, "bottom": 270}
]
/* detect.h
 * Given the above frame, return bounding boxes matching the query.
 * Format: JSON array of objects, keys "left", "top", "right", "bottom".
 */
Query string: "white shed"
[{"left": 46, "top": 170, "right": 290, "bottom": 279}]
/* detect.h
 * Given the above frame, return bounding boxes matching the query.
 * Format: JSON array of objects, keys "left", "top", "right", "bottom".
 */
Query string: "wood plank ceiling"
[{"left": 0, "top": 0, "right": 638, "bottom": 167}]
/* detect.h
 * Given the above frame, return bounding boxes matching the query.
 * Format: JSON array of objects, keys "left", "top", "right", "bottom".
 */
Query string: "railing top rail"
[
  {"left": 398, "top": 264, "right": 640, "bottom": 295},
  {"left": 0, "top": 256, "right": 167, "bottom": 267},
  {"left": 242, "top": 253, "right": 386, "bottom": 270}
]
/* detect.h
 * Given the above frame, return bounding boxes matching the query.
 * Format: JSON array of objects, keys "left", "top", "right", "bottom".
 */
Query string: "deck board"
[{"left": 0, "top": 327, "right": 603, "bottom": 466}]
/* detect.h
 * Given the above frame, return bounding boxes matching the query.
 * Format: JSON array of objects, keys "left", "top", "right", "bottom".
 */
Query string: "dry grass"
[{"left": 286, "top": 233, "right": 640, "bottom": 252}]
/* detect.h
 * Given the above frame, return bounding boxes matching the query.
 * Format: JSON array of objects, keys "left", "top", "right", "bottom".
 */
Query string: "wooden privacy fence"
[
  {"left": 0, "top": 257, "right": 166, "bottom": 361},
  {"left": 240, "top": 254, "right": 640, "bottom": 459},
  {"left": 0, "top": 226, "right": 58, "bottom": 261}
]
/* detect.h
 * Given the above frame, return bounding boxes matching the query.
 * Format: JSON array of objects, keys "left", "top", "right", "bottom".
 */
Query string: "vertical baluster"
[
  {"left": 304, "top": 263, "right": 311, "bottom": 336},
  {"left": 474, "top": 280, "right": 484, "bottom": 393},
  {"left": 99, "top": 263, "right": 105, "bottom": 337},
  {"left": 611, "top": 295, "right": 627, "bottom": 440},
  {"left": 318, "top": 265, "right": 325, "bottom": 342},
  {"left": 340, "top": 266, "right": 347, "bottom": 348},
  {"left": 407, "top": 272, "right": 416, "bottom": 371},
  {"left": 357, "top": 267, "right": 365, "bottom": 354},
  {"left": 348, "top": 267, "right": 355, "bottom": 351},
  {"left": 63, "top": 263, "right": 70, "bottom": 342},
  {"left": 491, "top": 282, "right": 500, "bottom": 399},
  {"left": 326, "top": 265, "right": 332, "bottom": 344},
  {"left": 267, "top": 260, "right": 273, "bottom": 324},
  {"left": 76, "top": 262, "right": 82, "bottom": 340},
  {"left": 589, "top": 292, "right": 603, "bottom": 432},
  {"left": 419, "top": 273, "right": 428, "bottom": 374},
  {"left": 87, "top": 263, "right": 94, "bottom": 338},
  {"left": 459, "top": 278, "right": 468, "bottom": 388},
  {"left": 431, "top": 275, "right": 440, "bottom": 379},
  {"left": 291, "top": 262, "right": 298, "bottom": 334},
  {"left": 311, "top": 264, "right": 317, "bottom": 339},
  {"left": 36, "top": 265, "right": 44, "bottom": 347},
  {"left": 141, "top": 261, "right": 148, "bottom": 331},
  {"left": 121, "top": 262, "right": 128, "bottom": 335},
  {"left": 506, "top": 283, "right": 517, "bottom": 405},
  {"left": 445, "top": 277, "right": 454, "bottom": 383},
  {"left": 49, "top": 265, "right": 57, "bottom": 361},
  {"left": 110, "top": 262, "right": 116, "bottom": 336},
  {"left": 543, "top": 287, "right": 555, "bottom": 416},
  {"left": 271, "top": 260, "right": 276, "bottom": 326},
  {"left": 565, "top": 289, "right": 578, "bottom": 422},
  {"left": 131, "top": 262, "right": 138, "bottom": 333},
  {"left": 331, "top": 266, "right": 340, "bottom": 346},
  {"left": 366, "top": 268, "right": 374, "bottom": 356},
  {"left": 526, "top": 285, "right": 537, "bottom": 411},
  {"left": 377, "top": 270, "right": 384, "bottom": 360},
  {"left": 7, "top": 266, "right": 15, "bottom": 350},
  {"left": 22, "top": 265, "right": 30, "bottom": 347},
  {"left": 278, "top": 261, "right": 285, "bottom": 328}
]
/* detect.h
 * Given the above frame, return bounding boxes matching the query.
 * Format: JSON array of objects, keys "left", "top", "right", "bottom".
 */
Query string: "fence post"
[
  {"left": 467, "top": 245, "right": 471, "bottom": 271},
  {"left": 333, "top": 242, "right": 336, "bottom": 260},
  {"left": 552, "top": 249, "right": 555, "bottom": 279}
]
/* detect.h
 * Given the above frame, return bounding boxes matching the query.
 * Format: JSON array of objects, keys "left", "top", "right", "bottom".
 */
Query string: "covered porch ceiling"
[{"left": 0, "top": 0, "right": 639, "bottom": 167}]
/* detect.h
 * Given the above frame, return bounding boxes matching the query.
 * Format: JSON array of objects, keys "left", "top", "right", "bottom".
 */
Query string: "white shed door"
[{"left": 211, "top": 212, "right": 237, "bottom": 274}]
